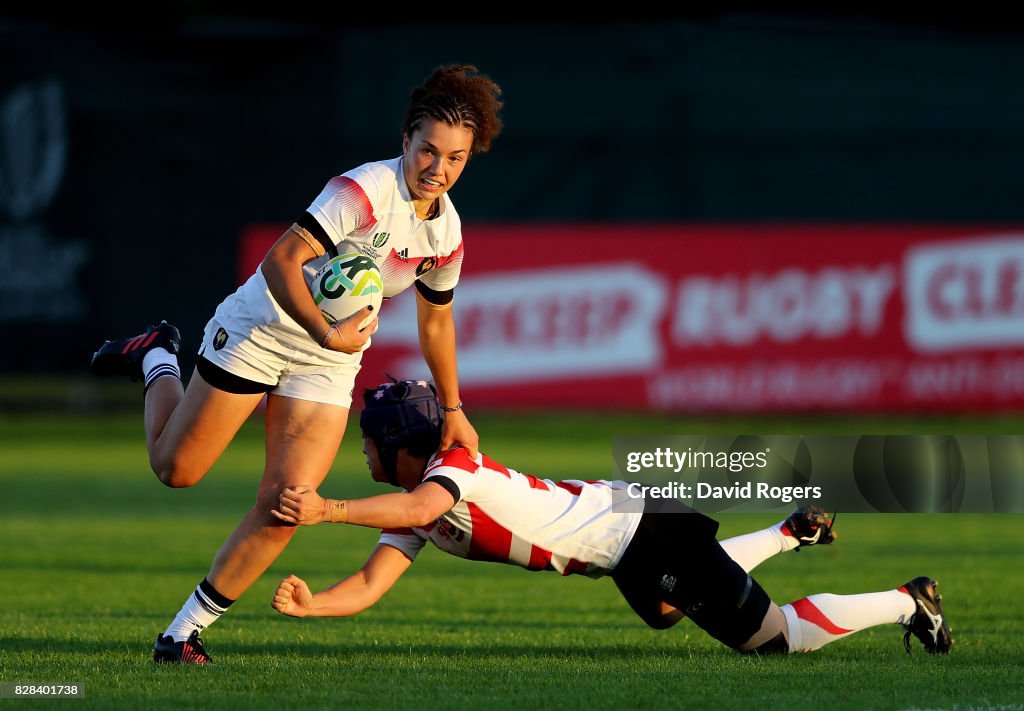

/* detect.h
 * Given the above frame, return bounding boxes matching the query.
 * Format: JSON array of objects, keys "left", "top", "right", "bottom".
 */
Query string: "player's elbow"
[
  {"left": 360, "top": 587, "right": 387, "bottom": 612},
  {"left": 406, "top": 502, "right": 440, "bottom": 528}
]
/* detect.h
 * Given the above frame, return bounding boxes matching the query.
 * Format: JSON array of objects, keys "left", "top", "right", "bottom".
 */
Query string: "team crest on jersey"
[
  {"left": 372, "top": 232, "right": 390, "bottom": 248},
  {"left": 213, "top": 327, "right": 228, "bottom": 351},
  {"left": 416, "top": 257, "right": 435, "bottom": 276}
]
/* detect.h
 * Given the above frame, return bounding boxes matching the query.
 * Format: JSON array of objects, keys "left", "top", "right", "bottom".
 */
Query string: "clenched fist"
[{"left": 272, "top": 574, "right": 314, "bottom": 617}]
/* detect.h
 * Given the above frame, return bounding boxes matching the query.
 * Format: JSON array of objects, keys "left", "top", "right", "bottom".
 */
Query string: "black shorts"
[
  {"left": 611, "top": 497, "right": 771, "bottom": 649},
  {"left": 196, "top": 354, "right": 274, "bottom": 395}
]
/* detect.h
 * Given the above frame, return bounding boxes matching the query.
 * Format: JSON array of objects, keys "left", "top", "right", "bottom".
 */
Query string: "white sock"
[
  {"left": 781, "top": 589, "right": 917, "bottom": 653},
  {"left": 163, "top": 580, "right": 233, "bottom": 642},
  {"left": 719, "top": 520, "right": 799, "bottom": 572},
  {"left": 142, "top": 347, "right": 180, "bottom": 391}
]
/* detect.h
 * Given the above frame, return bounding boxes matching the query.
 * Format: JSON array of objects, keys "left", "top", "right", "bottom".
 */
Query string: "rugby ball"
[{"left": 310, "top": 253, "right": 383, "bottom": 328}]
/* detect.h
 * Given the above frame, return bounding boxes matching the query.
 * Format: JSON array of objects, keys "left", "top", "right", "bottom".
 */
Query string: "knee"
[
  {"left": 151, "top": 455, "right": 206, "bottom": 488},
  {"left": 254, "top": 486, "right": 301, "bottom": 533},
  {"left": 643, "top": 616, "right": 679, "bottom": 631},
  {"left": 739, "top": 631, "right": 789, "bottom": 656},
  {"left": 635, "top": 603, "right": 684, "bottom": 630}
]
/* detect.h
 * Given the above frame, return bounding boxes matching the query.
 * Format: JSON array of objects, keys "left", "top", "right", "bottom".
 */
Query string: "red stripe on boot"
[{"left": 121, "top": 335, "right": 144, "bottom": 354}]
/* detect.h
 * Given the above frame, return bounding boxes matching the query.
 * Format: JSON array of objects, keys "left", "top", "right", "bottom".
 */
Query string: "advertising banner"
[{"left": 239, "top": 224, "right": 1024, "bottom": 413}]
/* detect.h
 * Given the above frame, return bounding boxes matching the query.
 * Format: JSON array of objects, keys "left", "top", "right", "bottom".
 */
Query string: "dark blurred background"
[{"left": 3, "top": 11, "right": 1024, "bottom": 412}]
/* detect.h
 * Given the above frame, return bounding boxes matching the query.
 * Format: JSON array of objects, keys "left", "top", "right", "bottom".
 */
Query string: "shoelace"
[{"left": 902, "top": 627, "right": 915, "bottom": 653}]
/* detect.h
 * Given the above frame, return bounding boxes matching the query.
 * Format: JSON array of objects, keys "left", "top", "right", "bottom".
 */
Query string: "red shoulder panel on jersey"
[
  {"left": 481, "top": 455, "right": 510, "bottom": 478},
  {"left": 427, "top": 447, "right": 478, "bottom": 475},
  {"left": 325, "top": 175, "right": 377, "bottom": 237}
]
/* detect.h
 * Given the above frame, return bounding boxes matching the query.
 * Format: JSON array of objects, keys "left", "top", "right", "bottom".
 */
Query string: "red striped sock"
[{"left": 781, "top": 589, "right": 916, "bottom": 652}]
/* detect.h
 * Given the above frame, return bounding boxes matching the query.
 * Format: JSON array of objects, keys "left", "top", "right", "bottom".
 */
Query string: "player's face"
[
  {"left": 362, "top": 437, "right": 388, "bottom": 483},
  {"left": 402, "top": 118, "right": 474, "bottom": 204},
  {"left": 361, "top": 437, "right": 422, "bottom": 490}
]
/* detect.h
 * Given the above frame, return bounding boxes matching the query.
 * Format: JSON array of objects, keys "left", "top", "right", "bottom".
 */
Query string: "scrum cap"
[{"left": 359, "top": 378, "right": 443, "bottom": 481}]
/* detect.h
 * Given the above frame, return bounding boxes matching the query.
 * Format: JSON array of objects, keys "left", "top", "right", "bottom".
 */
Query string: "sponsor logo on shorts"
[
  {"left": 373, "top": 231, "right": 390, "bottom": 248},
  {"left": 660, "top": 574, "right": 677, "bottom": 592},
  {"left": 416, "top": 257, "right": 435, "bottom": 276},
  {"left": 213, "top": 327, "right": 228, "bottom": 351}
]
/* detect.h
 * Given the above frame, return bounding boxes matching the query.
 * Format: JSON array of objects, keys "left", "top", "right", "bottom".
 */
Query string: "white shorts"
[{"left": 197, "top": 288, "right": 362, "bottom": 409}]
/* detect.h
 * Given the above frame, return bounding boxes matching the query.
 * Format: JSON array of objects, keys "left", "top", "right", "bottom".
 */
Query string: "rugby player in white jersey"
[
  {"left": 89, "top": 65, "right": 503, "bottom": 664},
  {"left": 271, "top": 380, "right": 953, "bottom": 656}
]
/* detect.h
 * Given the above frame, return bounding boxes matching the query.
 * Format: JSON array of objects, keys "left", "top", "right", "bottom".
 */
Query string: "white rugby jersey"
[
  {"left": 378, "top": 448, "right": 643, "bottom": 578},
  {"left": 227, "top": 157, "right": 464, "bottom": 355}
]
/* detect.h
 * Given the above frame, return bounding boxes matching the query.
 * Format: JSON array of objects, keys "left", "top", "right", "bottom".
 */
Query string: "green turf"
[{"left": 1, "top": 411, "right": 1022, "bottom": 710}]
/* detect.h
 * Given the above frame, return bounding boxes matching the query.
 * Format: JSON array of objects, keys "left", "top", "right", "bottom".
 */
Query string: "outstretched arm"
[
  {"left": 272, "top": 543, "right": 413, "bottom": 618},
  {"left": 272, "top": 481, "right": 456, "bottom": 529},
  {"left": 415, "top": 289, "right": 478, "bottom": 458}
]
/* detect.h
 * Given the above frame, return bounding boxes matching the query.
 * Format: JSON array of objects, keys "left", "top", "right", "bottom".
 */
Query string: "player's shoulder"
[
  {"left": 338, "top": 157, "right": 399, "bottom": 197},
  {"left": 424, "top": 447, "right": 479, "bottom": 476},
  {"left": 346, "top": 156, "right": 399, "bottom": 181}
]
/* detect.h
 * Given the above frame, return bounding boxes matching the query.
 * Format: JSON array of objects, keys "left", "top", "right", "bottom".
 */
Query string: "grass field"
[{"left": 1, "top": 409, "right": 1023, "bottom": 711}]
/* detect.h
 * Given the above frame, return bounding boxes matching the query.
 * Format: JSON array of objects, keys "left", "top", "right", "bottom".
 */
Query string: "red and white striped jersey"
[{"left": 378, "top": 448, "right": 643, "bottom": 578}]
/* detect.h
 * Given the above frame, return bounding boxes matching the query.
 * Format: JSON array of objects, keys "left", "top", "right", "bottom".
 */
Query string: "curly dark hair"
[{"left": 402, "top": 64, "right": 504, "bottom": 156}]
